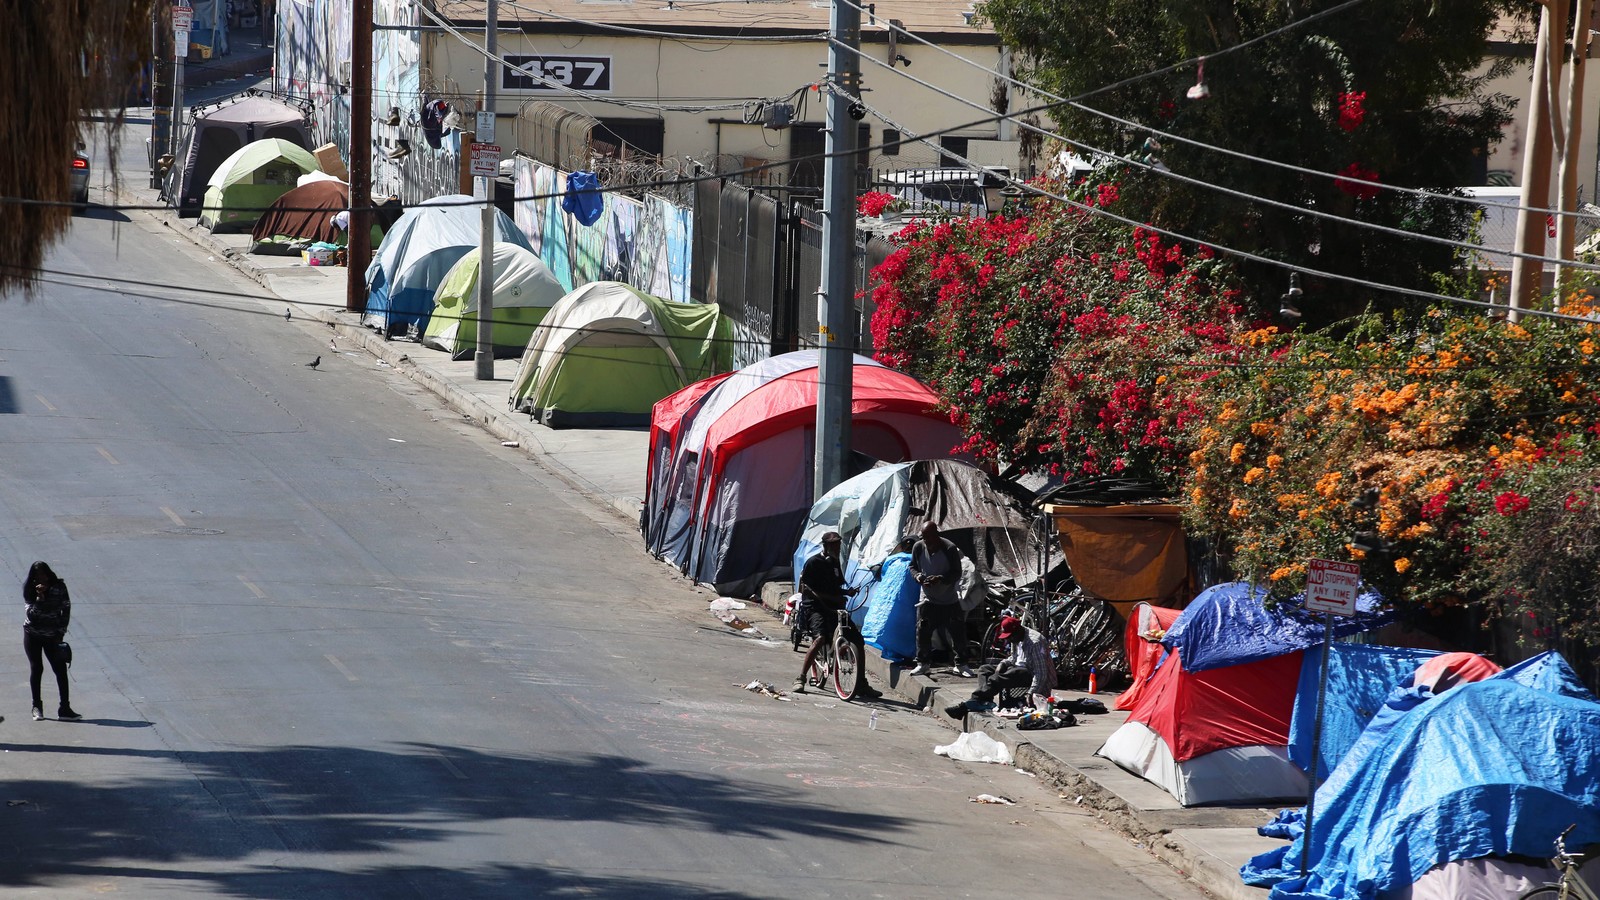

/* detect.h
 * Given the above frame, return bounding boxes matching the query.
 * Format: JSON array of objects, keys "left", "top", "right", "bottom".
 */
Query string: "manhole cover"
[{"left": 166, "top": 527, "right": 225, "bottom": 536}]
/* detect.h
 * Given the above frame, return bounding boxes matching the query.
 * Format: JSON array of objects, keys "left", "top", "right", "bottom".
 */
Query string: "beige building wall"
[
  {"left": 421, "top": 28, "right": 1017, "bottom": 177},
  {"left": 1481, "top": 56, "right": 1600, "bottom": 199}
]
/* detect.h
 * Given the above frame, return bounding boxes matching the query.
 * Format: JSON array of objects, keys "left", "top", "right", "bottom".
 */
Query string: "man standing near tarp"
[{"left": 908, "top": 523, "right": 973, "bottom": 677}]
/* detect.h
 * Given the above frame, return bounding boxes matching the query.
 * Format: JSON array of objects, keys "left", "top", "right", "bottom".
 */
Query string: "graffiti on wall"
[{"left": 513, "top": 156, "right": 693, "bottom": 304}]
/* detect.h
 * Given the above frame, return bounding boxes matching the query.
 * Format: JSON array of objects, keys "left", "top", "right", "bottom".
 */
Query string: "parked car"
[{"left": 71, "top": 149, "right": 90, "bottom": 208}]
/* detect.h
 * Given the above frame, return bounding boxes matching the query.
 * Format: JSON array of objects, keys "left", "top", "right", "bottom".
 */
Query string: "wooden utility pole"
[
  {"left": 347, "top": 0, "right": 373, "bottom": 313},
  {"left": 1509, "top": 0, "right": 1568, "bottom": 319}
]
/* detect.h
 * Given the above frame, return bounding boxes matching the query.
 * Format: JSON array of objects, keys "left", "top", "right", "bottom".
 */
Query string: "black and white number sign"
[{"left": 502, "top": 55, "right": 612, "bottom": 92}]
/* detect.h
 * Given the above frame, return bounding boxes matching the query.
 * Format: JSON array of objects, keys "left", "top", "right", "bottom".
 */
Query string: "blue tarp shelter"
[
  {"left": 364, "top": 195, "right": 531, "bottom": 336},
  {"left": 859, "top": 552, "right": 920, "bottom": 663},
  {"left": 1242, "top": 652, "right": 1600, "bottom": 899},
  {"left": 1289, "top": 643, "right": 1441, "bottom": 781},
  {"left": 1161, "top": 582, "right": 1394, "bottom": 672}
]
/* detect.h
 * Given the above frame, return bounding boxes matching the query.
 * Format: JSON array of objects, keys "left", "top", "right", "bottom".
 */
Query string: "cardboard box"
[
  {"left": 313, "top": 143, "right": 349, "bottom": 181},
  {"left": 304, "top": 246, "right": 338, "bottom": 266}
]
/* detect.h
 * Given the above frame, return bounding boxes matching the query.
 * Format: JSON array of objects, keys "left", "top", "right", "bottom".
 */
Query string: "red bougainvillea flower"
[
  {"left": 857, "top": 191, "right": 896, "bottom": 217},
  {"left": 1337, "top": 91, "right": 1367, "bottom": 133},
  {"left": 1494, "top": 491, "right": 1531, "bottom": 516},
  {"left": 1336, "top": 162, "right": 1381, "bottom": 200}
]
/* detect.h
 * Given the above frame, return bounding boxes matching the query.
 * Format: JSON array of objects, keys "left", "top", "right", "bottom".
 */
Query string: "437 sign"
[{"left": 503, "top": 55, "right": 612, "bottom": 92}]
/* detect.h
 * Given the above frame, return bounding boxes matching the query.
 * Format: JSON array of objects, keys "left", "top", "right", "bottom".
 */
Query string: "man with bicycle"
[{"left": 793, "top": 532, "right": 881, "bottom": 700}]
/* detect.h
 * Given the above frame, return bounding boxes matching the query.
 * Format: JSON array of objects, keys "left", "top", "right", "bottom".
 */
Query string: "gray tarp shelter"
[{"left": 167, "top": 96, "right": 310, "bottom": 218}]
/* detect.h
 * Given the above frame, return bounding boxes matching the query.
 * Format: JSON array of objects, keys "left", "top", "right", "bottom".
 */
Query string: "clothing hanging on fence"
[{"left": 561, "top": 171, "right": 605, "bottom": 227}]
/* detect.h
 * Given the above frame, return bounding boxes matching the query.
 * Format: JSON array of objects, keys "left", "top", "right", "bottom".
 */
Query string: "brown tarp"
[
  {"left": 1046, "top": 504, "right": 1189, "bottom": 609},
  {"left": 250, "top": 179, "right": 348, "bottom": 245}
]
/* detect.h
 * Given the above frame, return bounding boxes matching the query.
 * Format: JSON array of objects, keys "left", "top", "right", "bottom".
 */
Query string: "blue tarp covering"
[
  {"left": 1162, "top": 582, "right": 1394, "bottom": 672},
  {"left": 1289, "top": 643, "right": 1441, "bottom": 780},
  {"left": 1242, "top": 653, "right": 1600, "bottom": 899},
  {"left": 859, "top": 553, "right": 919, "bottom": 663}
]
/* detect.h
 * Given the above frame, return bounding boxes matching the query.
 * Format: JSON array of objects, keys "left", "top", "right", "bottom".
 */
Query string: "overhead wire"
[
  {"left": 836, "top": 0, "right": 1580, "bottom": 221},
  {"left": 829, "top": 37, "right": 1600, "bottom": 276},
  {"left": 836, "top": 86, "right": 1600, "bottom": 326}
]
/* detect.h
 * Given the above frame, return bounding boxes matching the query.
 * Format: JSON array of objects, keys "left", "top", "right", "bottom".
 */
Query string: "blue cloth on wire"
[{"left": 561, "top": 171, "right": 604, "bottom": 226}]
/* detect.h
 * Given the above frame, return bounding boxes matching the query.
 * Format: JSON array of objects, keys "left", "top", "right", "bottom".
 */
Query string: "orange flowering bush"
[{"left": 1186, "top": 308, "right": 1600, "bottom": 640}]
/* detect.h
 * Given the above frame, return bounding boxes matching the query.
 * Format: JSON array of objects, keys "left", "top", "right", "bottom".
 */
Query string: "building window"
[
  {"left": 594, "top": 117, "right": 665, "bottom": 160},
  {"left": 882, "top": 129, "right": 900, "bottom": 156}
]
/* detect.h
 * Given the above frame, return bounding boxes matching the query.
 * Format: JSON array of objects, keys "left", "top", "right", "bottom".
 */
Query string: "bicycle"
[
  {"left": 1519, "top": 824, "right": 1599, "bottom": 899},
  {"left": 799, "top": 590, "right": 869, "bottom": 701},
  {"left": 1047, "top": 588, "right": 1128, "bottom": 691}
]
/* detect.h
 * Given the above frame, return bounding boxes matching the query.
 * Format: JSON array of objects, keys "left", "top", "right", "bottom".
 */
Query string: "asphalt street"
[{"left": 0, "top": 173, "right": 1211, "bottom": 897}]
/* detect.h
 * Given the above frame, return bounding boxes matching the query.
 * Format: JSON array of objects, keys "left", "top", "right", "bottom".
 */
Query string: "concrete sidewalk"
[{"left": 102, "top": 121, "right": 1283, "bottom": 900}]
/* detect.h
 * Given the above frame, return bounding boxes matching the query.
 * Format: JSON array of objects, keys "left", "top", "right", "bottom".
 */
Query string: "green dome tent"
[
  {"left": 422, "top": 243, "right": 567, "bottom": 360},
  {"left": 199, "top": 138, "right": 320, "bottom": 232},
  {"left": 509, "top": 281, "right": 731, "bottom": 428}
]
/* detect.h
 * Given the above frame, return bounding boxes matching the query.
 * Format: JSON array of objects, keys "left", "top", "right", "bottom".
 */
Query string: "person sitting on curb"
[
  {"left": 943, "top": 614, "right": 1056, "bottom": 719},
  {"left": 794, "top": 532, "right": 882, "bottom": 700},
  {"left": 907, "top": 523, "right": 973, "bottom": 678}
]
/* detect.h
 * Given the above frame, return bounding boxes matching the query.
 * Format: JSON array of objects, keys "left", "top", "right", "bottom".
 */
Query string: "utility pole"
[
  {"left": 475, "top": 0, "right": 499, "bottom": 380},
  {"left": 1556, "top": 0, "right": 1596, "bottom": 297},
  {"left": 171, "top": 1, "right": 191, "bottom": 163},
  {"left": 151, "top": 5, "right": 174, "bottom": 188},
  {"left": 813, "top": 0, "right": 861, "bottom": 500},
  {"left": 1509, "top": 0, "right": 1567, "bottom": 319},
  {"left": 347, "top": 0, "right": 373, "bottom": 313}
]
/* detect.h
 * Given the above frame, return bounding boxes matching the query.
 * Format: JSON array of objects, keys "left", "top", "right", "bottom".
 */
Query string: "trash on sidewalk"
[
  {"left": 934, "top": 731, "right": 1014, "bottom": 765},
  {"left": 740, "top": 680, "right": 791, "bottom": 701},
  {"left": 969, "top": 794, "right": 1015, "bottom": 805},
  {"left": 710, "top": 598, "right": 767, "bottom": 640},
  {"left": 501, "top": 441, "right": 519, "bottom": 448}
]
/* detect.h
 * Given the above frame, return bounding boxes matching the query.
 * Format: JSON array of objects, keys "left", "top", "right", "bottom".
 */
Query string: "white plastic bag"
[{"left": 934, "top": 731, "right": 1014, "bottom": 765}]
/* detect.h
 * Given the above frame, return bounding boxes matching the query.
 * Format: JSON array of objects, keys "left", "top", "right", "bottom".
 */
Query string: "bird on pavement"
[
  {"left": 305, "top": 356, "right": 321, "bottom": 370},
  {"left": 329, "top": 337, "right": 338, "bottom": 351},
  {"left": 285, "top": 307, "right": 292, "bottom": 321}
]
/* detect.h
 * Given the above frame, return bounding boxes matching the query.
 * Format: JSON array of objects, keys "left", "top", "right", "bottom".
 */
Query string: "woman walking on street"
[{"left": 23, "top": 561, "right": 78, "bottom": 721}]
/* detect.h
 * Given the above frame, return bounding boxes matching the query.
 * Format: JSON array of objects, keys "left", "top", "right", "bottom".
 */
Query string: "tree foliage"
[
  {"left": 977, "top": 0, "right": 1525, "bottom": 322},
  {"left": 1, "top": 1, "right": 155, "bottom": 298}
]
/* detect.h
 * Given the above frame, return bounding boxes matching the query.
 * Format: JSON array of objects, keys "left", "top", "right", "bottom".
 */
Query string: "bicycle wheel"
[
  {"left": 832, "top": 637, "right": 860, "bottom": 701},
  {"left": 1515, "top": 886, "right": 1568, "bottom": 899},
  {"left": 807, "top": 647, "right": 831, "bottom": 690}
]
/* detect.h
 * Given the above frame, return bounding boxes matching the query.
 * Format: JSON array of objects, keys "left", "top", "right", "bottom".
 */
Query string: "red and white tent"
[
  {"left": 1099, "top": 646, "right": 1309, "bottom": 806},
  {"left": 644, "top": 351, "right": 964, "bottom": 597}
]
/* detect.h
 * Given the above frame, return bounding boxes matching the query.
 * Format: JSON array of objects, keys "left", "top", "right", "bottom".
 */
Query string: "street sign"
[
  {"left": 475, "top": 110, "right": 496, "bottom": 143},
  {"left": 469, "top": 143, "right": 501, "bottom": 178},
  {"left": 175, "top": 30, "right": 189, "bottom": 58},
  {"left": 1306, "top": 558, "right": 1361, "bottom": 616},
  {"left": 172, "top": 5, "right": 193, "bottom": 28}
]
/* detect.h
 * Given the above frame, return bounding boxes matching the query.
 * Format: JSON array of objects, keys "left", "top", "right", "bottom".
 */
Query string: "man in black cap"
[{"left": 794, "top": 532, "right": 881, "bottom": 699}]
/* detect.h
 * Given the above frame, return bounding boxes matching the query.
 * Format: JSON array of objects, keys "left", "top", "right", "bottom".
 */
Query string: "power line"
[
  {"left": 831, "top": 39, "right": 1600, "bottom": 277},
  {"left": 837, "top": 0, "right": 1582, "bottom": 222},
  {"left": 841, "top": 88, "right": 1600, "bottom": 326}
]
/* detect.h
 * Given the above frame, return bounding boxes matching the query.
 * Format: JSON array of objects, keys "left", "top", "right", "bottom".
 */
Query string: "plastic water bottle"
[
  {"left": 1087, "top": 666, "right": 1099, "bottom": 695},
  {"left": 869, "top": 711, "right": 879, "bottom": 730}
]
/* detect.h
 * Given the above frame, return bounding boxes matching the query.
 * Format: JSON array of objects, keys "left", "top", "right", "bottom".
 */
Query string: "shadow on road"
[
  {"left": 77, "top": 204, "right": 133, "bottom": 224},
  {"left": 0, "top": 741, "right": 911, "bottom": 896}
]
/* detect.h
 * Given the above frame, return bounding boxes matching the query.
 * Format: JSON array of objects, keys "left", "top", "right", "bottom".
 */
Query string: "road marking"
[
  {"left": 160, "top": 506, "right": 186, "bottom": 527},
  {"left": 34, "top": 395, "right": 55, "bottom": 411},
  {"left": 324, "top": 654, "right": 359, "bottom": 682},
  {"left": 237, "top": 575, "right": 266, "bottom": 598},
  {"left": 96, "top": 447, "right": 120, "bottom": 465},
  {"left": 428, "top": 748, "right": 468, "bottom": 779}
]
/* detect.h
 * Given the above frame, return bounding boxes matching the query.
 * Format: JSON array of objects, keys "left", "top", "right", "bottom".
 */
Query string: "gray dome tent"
[{"left": 166, "top": 96, "right": 311, "bottom": 218}]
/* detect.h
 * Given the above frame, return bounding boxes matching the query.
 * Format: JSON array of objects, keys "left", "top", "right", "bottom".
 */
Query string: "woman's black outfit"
[{"left": 23, "top": 567, "right": 76, "bottom": 720}]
